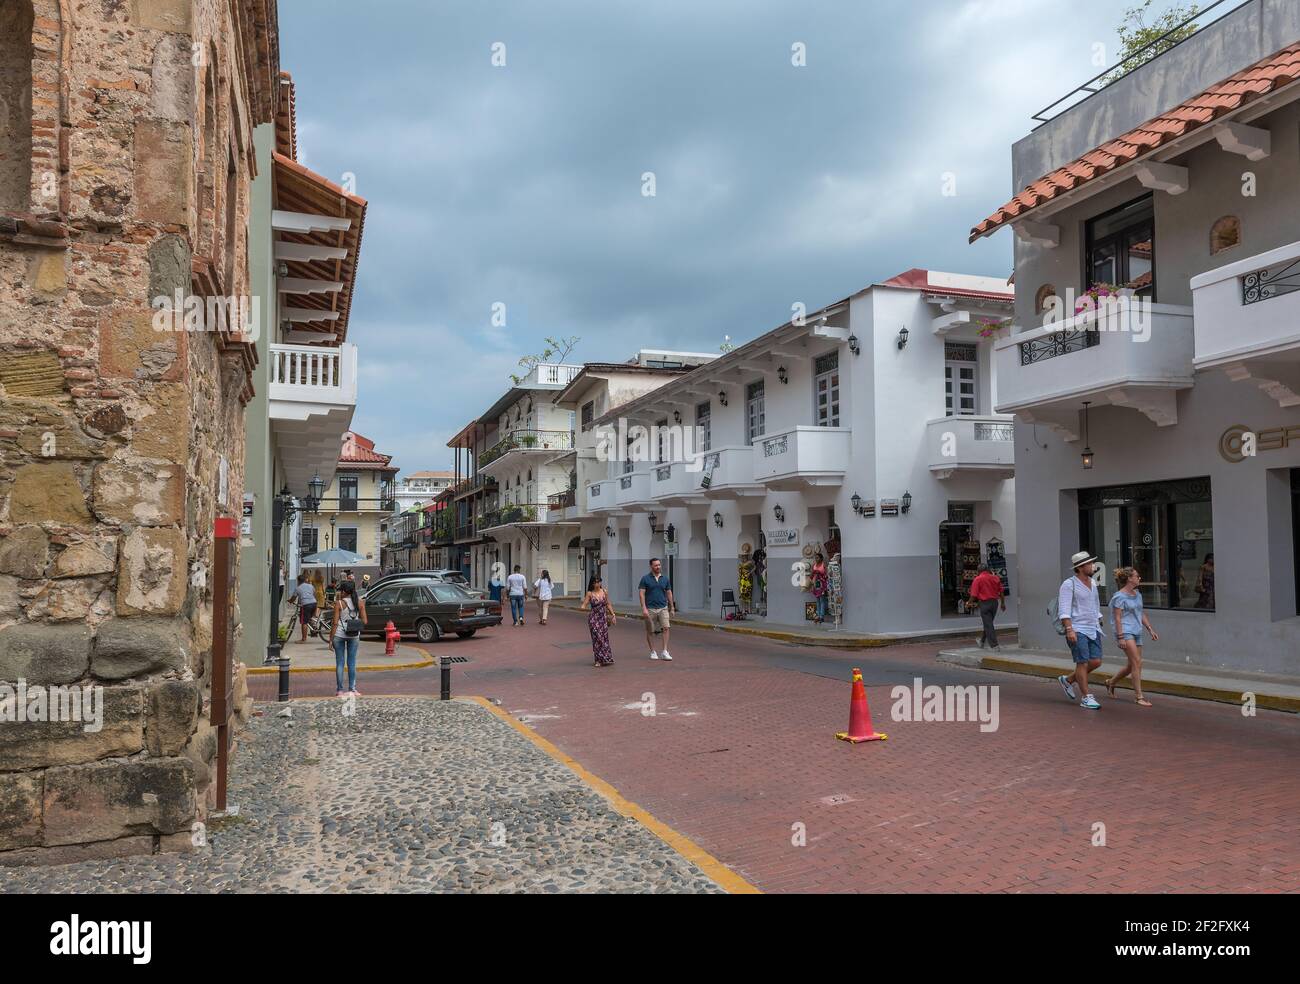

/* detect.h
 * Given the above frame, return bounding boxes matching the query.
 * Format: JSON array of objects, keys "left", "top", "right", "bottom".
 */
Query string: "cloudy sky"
[{"left": 279, "top": 0, "right": 1149, "bottom": 473}]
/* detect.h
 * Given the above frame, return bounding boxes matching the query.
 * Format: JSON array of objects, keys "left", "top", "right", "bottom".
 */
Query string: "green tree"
[
  {"left": 1103, "top": 1, "right": 1201, "bottom": 84},
  {"left": 510, "top": 336, "right": 580, "bottom": 385}
]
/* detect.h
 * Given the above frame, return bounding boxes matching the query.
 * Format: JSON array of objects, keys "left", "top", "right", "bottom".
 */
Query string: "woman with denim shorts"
[
  {"left": 332, "top": 579, "right": 367, "bottom": 697},
  {"left": 1107, "top": 566, "right": 1158, "bottom": 706}
]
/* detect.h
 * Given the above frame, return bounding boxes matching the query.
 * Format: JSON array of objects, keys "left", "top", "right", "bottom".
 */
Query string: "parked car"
[
  {"left": 362, "top": 578, "right": 502, "bottom": 643},
  {"left": 365, "top": 570, "right": 486, "bottom": 599}
]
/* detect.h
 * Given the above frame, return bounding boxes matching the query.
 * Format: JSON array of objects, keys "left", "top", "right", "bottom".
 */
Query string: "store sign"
[
  {"left": 880, "top": 499, "right": 900, "bottom": 517},
  {"left": 1219, "top": 423, "right": 1300, "bottom": 463},
  {"left": 764, "top": 529, "right": 799, "bottom": 545}
]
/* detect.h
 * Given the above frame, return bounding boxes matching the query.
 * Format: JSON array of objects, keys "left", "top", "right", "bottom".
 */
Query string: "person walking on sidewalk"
[
  {"left": 638, "top": 558, "right": 676, "bottom": 661},
  {"left": 293, "top": 573, "right": 318, "bottom": 643},
  {"left": 506, "top": 565, "right": 527, "bottom": 625},
  {"left": 488, "top": 569, "right": 505, "bottom": 605},
  {"left": 1107, "top": 566, "right": 1158, "bottom": 706},
  {"left": 533, "top": 569, "right": 553, "bottom": 624},
  {"left": 331, "top": 579, "right": 367, "bottom": 697},
  {"left": 580, "top": 574, "right": 616, "bottom": 666},
  {"left": 1057, "top": 551, "right": 1104, "bottom": 710},
  {"left": 968, "top": 564, "right": 1006, "bottom": 650}
]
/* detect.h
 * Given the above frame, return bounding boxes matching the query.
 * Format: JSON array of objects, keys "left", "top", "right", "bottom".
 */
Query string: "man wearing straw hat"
[{"left": 1057, "top": 551, "right": 1104, "bottom": 710}]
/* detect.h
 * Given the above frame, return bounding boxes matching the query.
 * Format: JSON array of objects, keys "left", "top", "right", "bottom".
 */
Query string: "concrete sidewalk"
[
  {"left": 552, "top": 600, "right": 1002, "bottom": 649},
  {"left": 939, "top": 644, "right": 1300, "bottom": 713},
  {"left": 246, "top": 638, "right": 434, "bottom": 675}
]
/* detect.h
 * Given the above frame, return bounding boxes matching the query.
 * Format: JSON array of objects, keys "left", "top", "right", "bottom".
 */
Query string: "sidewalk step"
[{"left": 938, "top": 646, "right": 1300, "bottom": 713}]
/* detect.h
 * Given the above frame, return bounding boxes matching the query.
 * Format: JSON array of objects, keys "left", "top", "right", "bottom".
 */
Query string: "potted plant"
[
  {"left": 520, "top": 434, "right": 538, "bottom": 448},
  {"left": 975, "top": 317, "right": 1011, "bottom": 339}
]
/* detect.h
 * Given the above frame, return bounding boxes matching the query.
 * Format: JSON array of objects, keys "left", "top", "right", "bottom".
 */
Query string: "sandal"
[
  {"left": 1135, "top": 697, "right": 1152, "bottom": 707},
  {"left": 1105, "top": 677, "right": 1117, "bottom": 698}
]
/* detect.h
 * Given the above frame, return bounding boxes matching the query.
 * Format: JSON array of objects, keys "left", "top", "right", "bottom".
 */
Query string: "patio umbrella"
[{"left": 299, "top": 548, "right": 365, "bottom": 567}]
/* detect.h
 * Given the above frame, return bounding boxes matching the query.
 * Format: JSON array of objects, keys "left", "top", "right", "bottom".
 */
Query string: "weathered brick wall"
[{"left": 0, "top": 0, "right": 275, "bottom": 864}]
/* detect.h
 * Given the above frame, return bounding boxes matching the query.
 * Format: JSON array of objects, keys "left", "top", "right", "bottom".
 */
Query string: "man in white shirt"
[
  {"left": 506, "top": 565, "right": 528, "bottom": 626},
  {"left": 1057, "top": 551, "right": 1105, "bottom": 710}
]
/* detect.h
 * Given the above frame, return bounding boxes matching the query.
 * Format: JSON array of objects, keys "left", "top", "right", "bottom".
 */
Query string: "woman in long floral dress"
[{"left": 580, "top": 574, "right": 616, "bottom": 666}]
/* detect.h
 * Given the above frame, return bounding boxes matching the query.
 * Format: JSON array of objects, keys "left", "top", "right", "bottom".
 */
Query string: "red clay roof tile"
[{"left": 970, "top": 42, "right": 1300, "bottom": 242}]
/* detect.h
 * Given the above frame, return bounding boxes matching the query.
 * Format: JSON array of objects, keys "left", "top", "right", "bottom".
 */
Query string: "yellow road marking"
[{"left": 463, "top": 695, "right": 761, "bottom": 894}]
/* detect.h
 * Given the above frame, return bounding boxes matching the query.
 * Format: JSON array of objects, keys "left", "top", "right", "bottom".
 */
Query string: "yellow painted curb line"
[
  {"left": 981, "top": 655, "right": 1300, "bottom": 714},
  {"left": 246, "top": 644, "right": 435, "bottom": 676},
  {"left": 463, "top": 695, "right": 761, "bottom": 895}
]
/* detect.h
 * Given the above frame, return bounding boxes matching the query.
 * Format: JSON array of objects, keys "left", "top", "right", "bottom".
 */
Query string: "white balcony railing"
[
  {"left": 268, "top": 342, "right": 358, "bottom": 498},
  {"left": 585, "top": 478, "right": 618, "bottom": 512},
  {"left": 614, "top": 468, "right": 653, "bottom": 510},
  {"left": 925, "top": 416, "right": 1015, "bottom": 479},
  {"left": 269, "top": 342, "right": 358, "bottom": 407},
  {"left": 697, "top": 446, "right": 764, "bottom": 498},
  {"left": 751, "top": 426, "right": 851, "bottom": 489},
  {"left": 1191, "top": 239, "right": 1300, "bottom": 407},
  {"left": 993, "top": 303, "right": 1194, "bottom": 435}
]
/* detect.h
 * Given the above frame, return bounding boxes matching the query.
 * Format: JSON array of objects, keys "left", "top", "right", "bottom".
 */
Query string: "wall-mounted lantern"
[
  {"left": 848, "top": 334, "right": 860, "bottom": 356},
  {"left": 896, "top": 326, "right": 910, "bottom": 350},
  {"left": 773, "top": 504, "right": 785, "bottom": 524},
  {"left": 713, "top": 512, "right": 723, "bottom": 528},
  {"left": 719, "top": 390, "right": 728, "bottom": 407},
  {"left": 901, "top": 490, "right": 913, "bottom": 514},
  {"left": 1081, "top": 401, "right": 1095, "bottom": 470},
  {"left": 605, "top": 524, "right": 616, "bottom": 539},
  {"left": 777, "top": 366, "right": 789, "bottom": 384}
]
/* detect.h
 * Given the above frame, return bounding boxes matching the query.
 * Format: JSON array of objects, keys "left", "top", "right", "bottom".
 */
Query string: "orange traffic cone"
[{"left": 835, "top": 667, "right": 887, "bottom": 743}]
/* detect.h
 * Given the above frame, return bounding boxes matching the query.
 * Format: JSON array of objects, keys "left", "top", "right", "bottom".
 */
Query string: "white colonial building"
[
  {"left": 970, "top": 1, "right": 1300, "bottom": 676},
  {"left": 580, "top": 271, "right": 1019, "bottom": 637}
]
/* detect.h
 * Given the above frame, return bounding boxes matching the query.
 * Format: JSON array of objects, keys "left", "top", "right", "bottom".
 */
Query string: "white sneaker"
[
  {"left": 649, "top": 651, "right": 659, "bottom": 660},
  {"left": 1057, "top": 674, "right": 1078, "bottom": 701},
  {"left": 660, "top": 650, "right": 672, "bottom": 661}
]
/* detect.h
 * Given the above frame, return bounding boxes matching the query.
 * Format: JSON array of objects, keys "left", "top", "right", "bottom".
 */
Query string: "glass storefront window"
[{"left": 1078, "top": 477, "right": 1212, "bottom": 611}]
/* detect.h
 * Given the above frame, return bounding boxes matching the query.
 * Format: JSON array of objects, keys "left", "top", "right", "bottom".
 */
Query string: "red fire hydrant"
[{"left": 384, "top": 620, "right": 400, "bottom": 656}]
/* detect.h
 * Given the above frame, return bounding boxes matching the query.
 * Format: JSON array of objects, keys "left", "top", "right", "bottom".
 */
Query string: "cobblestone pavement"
[
  {"left": 248, "top": 611, "right": 1300, "bottom": 893},
  {"left": 0, "top": 697, "right": 723, "bottom": 894}
]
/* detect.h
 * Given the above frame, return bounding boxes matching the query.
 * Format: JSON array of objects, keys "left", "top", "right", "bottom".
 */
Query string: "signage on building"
[
  {"left": 880, "top": 499, "right": 900, "bottom": 517},
  {"left": 242, "top": 493, "right": 254, "bottom": 517},
  {"left": 860, "top": 500, "right": 876, "bottom": 517},
  {"left": 1219, "top": 423, "right": 1300, "bottom": 463},
  {"left": 665, "top": 541, "right": 679, "bottom": 556},
  {"left": 764, "top": 529, "right": 799, "bottom": 545}
]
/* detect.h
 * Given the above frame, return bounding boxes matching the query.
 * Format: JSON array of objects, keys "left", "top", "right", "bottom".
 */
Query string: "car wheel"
[
  {"left": 456, "top": 629, "right": 476, "bottom": 639},
  {"left": 416, "top": 619, "right": 439, "bottom": 643}
]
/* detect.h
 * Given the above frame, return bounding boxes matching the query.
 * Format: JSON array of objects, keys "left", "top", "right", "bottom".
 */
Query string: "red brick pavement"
[{"left": 248, "top": 609, "right": 1300, "bottom": 893}]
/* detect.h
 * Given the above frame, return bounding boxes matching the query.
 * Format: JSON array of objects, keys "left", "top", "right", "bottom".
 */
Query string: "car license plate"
[{"left": 476, "top": 607, "right": 485, "bottom": 616}]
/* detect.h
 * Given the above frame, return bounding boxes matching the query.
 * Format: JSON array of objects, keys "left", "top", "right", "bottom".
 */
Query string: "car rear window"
[{"left": 430, "top": 584, "right": 469, "bottom": 604}]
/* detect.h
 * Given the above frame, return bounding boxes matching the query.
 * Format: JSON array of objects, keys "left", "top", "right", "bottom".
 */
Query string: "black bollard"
[
  {"left": 278, "top": 657, "right": 290, "bottom": 702},
  {"left": 440, "top": 655, "right": 451, "bottom": 700}
]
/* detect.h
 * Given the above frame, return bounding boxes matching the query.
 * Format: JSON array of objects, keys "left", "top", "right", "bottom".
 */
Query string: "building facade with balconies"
[
  {"left": 583, "top": 273, "right": 1018, "bottom": 636},
  {"left": 970, "top": 0, "right": 1300, "bottom": 674},
  {"left": 552, "top": 351, "right": 719, "bottom": 591},
  {"left": 448, "top": 363, "right": 584, "bottom": 594},
  {"left": 239, "top": 74, "right": 368, "bottom": 665}
]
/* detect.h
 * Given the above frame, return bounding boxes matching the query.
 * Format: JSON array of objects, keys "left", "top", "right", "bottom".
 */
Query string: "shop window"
[
  {"left": 1210, "top": 216, "right": 1241, "bottom": 255},
  {"left": 0, "top": 1, "right": 33, "bottom": 212},
  {"left": 337, "top": 528, "right": 358, "bottom": 553},
  {"left": 1077, "top": 478, "right": 1213, "bottom": 611}
]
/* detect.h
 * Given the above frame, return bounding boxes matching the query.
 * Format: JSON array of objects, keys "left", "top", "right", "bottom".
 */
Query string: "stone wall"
[{"left": 0, "top": 0, "right": 276, "bottom": 863}]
